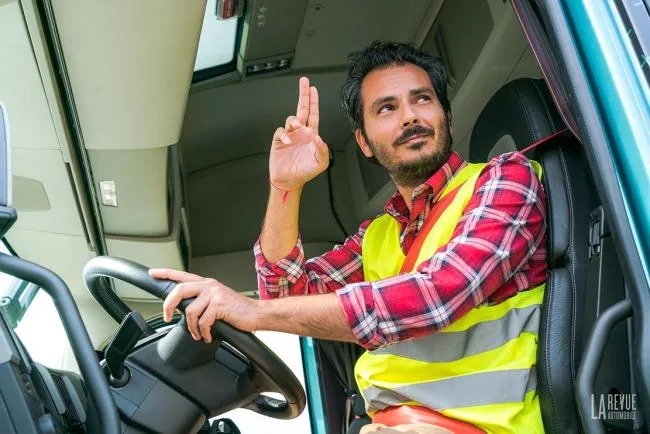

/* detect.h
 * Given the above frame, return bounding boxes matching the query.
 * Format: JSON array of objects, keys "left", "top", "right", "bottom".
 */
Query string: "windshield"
[
  {"left": 0, "top": 240, "right": 21, "bottom": 299},
  {"left": 0, "top": 239, "right": 74, "bottom": 371}
]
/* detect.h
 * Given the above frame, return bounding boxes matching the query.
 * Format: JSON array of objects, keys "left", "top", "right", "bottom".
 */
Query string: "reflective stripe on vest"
[{"left": 356, "top": 161, "right": 546, "bottom": 434}]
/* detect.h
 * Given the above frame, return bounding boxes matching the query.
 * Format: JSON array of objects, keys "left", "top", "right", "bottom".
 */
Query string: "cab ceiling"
[{"left": 182, "top": 0, "right": 443, "bottom": 175}]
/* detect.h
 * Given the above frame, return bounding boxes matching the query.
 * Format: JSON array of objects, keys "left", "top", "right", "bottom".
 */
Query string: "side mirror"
[{"left": 0, "top": 102, "right": 16, "bottom": 237}]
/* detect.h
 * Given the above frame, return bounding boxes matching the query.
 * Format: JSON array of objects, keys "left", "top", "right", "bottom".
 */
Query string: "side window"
[
  {"left": 0, "top": 240, "right": 72, "bottom": 371},
  {"left": 214, "top": 331, "right": 312, "bottom": 434}
]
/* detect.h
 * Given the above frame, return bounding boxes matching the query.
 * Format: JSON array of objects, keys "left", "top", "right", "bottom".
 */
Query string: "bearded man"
[{"left": 153, "top": 41, "right": 547, "bottom": 434}]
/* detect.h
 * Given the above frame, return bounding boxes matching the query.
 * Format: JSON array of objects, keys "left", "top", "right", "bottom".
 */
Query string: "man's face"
[{"left": 355, "top": 63, "right": 452, "bottom": 188}]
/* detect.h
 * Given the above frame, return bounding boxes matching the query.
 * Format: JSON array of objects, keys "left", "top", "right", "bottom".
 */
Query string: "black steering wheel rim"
[{"left": 82, "top": 255, "right": 306, "bottom": 420}]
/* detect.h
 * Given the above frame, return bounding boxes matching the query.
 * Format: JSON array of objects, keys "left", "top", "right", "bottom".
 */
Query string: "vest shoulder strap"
[
  {"left": 362, "top": 214, "right": 404, "bottom": 281},
  {"left": 406, "top": 163, "right": 486, "bottom": 272}
]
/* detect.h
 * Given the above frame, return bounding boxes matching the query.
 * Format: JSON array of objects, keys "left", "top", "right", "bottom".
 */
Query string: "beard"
[{"left": 365, "top": 122, "right": 453, "bottom": 188}]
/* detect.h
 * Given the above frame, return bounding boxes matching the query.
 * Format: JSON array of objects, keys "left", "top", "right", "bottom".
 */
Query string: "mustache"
[{"left": 394, "top": 125, "right": 435, "bottom": 146}]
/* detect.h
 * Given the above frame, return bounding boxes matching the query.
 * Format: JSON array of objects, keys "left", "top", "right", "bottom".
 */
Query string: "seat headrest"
[{"left": 468, "top": 79, "right": 565, "bottom": 162}]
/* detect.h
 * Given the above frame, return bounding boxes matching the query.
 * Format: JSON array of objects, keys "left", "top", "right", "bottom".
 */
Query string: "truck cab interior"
[{"left": 0, "top": 0, "right": 648, "bottom": 433}]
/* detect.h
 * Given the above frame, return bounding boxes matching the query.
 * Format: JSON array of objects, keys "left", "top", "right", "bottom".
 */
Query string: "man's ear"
[{"left": 355, "top": 129, "right": 374, "bottom": 158}]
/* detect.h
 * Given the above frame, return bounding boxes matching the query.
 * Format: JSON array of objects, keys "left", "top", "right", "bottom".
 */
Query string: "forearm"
[
  {"left": 259, "top": 184, "right": 303, "bottom": 263},
  {"left": 254, "top": 293, "right": 356, "bottom": 343}
]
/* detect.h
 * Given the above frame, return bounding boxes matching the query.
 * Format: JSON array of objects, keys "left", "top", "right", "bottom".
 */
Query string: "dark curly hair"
[{"left": 339, "top": 41, "right": 451, "bottom": 133}]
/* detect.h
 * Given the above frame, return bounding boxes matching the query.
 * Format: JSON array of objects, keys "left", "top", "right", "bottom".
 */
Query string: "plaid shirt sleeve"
[
  {"left": 336, "top": 153, "right": 548, "bottom": 350},
  {"left": 254, "top": 219, "right": 372, "bottom": 299}
]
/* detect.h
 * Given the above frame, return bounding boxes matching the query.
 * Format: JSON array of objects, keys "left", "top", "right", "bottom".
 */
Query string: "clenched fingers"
[
  {"left": 162, "top": 280, "right": 211, "bottom": 323},
  {"left": 184, "top": 289, "right": 212, "bottom": 341},
  {"left": 272, "top": 127, "right": 291, "bottom": 145},
  {"left": 285, "top": 115, "right": 302, "bottom": 132},
  {"left": 198, "top": 298, "right": 222, "bottom": 343}
]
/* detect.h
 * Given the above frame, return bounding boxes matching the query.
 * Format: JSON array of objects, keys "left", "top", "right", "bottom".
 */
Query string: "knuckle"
[
  {"left": 167, "top": 287, "right": 179, "bottom": 299},
  {"left": 199, "top": 321, "right": 213, "bottom": 335},
  {"left": 163, "top": 299, "right": 175, "bottom": 313}
]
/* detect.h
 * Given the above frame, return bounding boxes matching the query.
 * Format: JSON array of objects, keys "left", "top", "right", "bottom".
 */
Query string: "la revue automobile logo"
[{"left": 591, "top": 392, "right": 637, "bottom": 421}]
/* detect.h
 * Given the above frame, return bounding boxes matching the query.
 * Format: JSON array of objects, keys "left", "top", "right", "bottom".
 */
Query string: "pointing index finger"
[{"left": 296, "top": 77, "right": 310, "bottom": 124}]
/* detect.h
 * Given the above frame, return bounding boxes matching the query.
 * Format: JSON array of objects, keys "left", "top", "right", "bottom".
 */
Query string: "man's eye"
[
  {"left": 378, "top": 105, "right": 394, "bottom": 114},
  {"left": 416, "top": 95, "right": 431, "bottom": 103}
]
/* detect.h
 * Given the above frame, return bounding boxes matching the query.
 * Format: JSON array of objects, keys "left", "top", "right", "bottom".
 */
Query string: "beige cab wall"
[
  {"left": 1, "top": 0, "right": 205, "bottom": 349},
  {"left": 0, "top": 0, "right": 94, "bottom": 299},
  {"left": 48, "top": 0, "right": 206, "bottom": 293}
]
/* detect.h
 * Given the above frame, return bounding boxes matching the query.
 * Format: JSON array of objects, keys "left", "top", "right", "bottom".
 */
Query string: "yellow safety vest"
[{"left": 356, "top": 162, "right": 546, "bottom": 434}]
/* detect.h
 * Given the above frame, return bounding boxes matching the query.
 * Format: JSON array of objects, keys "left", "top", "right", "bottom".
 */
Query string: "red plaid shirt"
[{"left": 255, "top": 151, "right": 547, "bottom": 350}]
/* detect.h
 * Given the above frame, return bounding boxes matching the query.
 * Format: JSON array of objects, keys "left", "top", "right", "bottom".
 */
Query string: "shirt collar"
[{"left": 384, "top": 151, "right": 467, "bottom": 218}]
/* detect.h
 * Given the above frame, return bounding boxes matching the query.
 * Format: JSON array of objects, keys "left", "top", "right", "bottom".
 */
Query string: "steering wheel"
[{"left": 83, "top": 256, "right": 306, "bottom": 425}]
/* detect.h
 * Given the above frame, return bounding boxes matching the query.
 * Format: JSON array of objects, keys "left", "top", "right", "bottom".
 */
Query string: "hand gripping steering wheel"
[{"left": 83, "top": 256, "right": 306, "bottom": 421}]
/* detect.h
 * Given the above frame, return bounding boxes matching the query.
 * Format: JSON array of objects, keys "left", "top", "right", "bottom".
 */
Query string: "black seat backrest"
[{"left": 469, "top": 78, "right": 599, "bottom": 434}]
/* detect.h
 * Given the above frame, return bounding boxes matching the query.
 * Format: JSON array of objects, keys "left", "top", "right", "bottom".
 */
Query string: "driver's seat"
[{"left": 468, "top": 78, "right": 597, "bottom": 434}]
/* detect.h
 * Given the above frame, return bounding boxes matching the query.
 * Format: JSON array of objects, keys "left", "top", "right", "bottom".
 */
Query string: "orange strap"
[
  {"left": 399, "top": 184, "right": 464, "bottom": 273},
  {"left": 520, "top": 127, "right": 569, "bottom": 155},
  {"left": 373, "top": 406, "right": 486, "bottom": 433}
]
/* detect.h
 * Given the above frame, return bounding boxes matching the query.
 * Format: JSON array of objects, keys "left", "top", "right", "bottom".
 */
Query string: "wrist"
[
  {"left": 269, "top": 180, "right": 303, "bottom": 203},
  {"left": 269, "top": 180, "right": 304, "bottom": 193},
  {"left": 252, "top": 298, "right": 272, "bottom": 331}
]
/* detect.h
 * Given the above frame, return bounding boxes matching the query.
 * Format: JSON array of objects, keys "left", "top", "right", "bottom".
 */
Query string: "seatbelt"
[{"left": 520, "top": 127, "right": 569, "bottom": 154}]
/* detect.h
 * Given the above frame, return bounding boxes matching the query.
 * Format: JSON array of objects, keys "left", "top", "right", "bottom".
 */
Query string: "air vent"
[
  {"left": 244, "top": 56, "right": 292, "bottom": 76},
  {"left": 51, "top": 373, "right": 86, "bottom": 428}
]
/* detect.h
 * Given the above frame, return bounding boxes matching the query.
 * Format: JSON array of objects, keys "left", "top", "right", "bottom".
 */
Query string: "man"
[{"left": 151, "top": 41, "right": 547, "bottom": 433}]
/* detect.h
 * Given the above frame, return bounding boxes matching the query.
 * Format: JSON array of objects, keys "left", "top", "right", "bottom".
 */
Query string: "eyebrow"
[
  {"left": 410, "top": 87, "right": 435, "bottom": 97},
  {"left": 369, "top": 87, "right": 436, "bottom": 112}
]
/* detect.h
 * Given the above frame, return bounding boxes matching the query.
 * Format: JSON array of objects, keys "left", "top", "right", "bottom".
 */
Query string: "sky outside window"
[{"left": 194, "top": 0, "right": 239, "bottom": 72}]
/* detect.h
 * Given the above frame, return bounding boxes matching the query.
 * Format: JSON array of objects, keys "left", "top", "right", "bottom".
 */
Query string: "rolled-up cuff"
[{"left": 336, "top": 283, "right": 385, "bottom": 350}]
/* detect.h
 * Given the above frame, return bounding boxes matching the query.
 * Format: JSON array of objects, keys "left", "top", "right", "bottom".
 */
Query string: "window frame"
[
  {"left": 192, "top": 8, "right": 245, "bottom": 83},
  {"left": 0, "top": 238, "right": 39, "bottom": 328}
]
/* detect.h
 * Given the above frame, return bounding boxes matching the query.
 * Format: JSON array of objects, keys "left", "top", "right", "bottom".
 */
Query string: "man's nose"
[{"left": 401, "top": 105, "right": 419, "bottom": 128}]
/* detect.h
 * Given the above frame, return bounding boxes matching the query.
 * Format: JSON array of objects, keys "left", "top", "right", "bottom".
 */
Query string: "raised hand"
[{"left": 269, "top": 77, "right": 330, "bottom": 191}]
